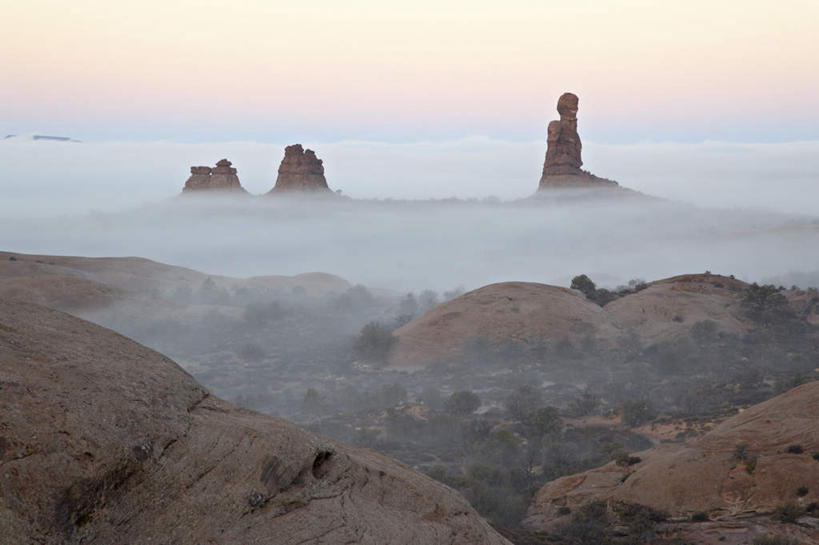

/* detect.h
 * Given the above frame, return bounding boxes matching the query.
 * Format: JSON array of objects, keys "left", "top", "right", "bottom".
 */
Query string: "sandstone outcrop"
[
  {"left": 0, "top": 300, "right": 510, "bottom": 545},
  {"left": 388, "top": 282, "right": 619, "bottom": 368},
  {"left": 182, "top": 158, "right": 246, "bottom": 193},
  {"left": 525, "top": 381, "right": 819, "bottom": 542},
  {"left": 386, "top": 273, "right": 813, "bottom": 368},
  {"left": 269, "top": 144, "right": 332, "bottom": 193},
  {"left": 538, "top": 93, "right": 619, "bottom": 189}
]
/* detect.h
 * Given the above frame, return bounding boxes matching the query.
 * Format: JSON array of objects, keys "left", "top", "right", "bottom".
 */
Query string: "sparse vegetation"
[
  {"left": 620, "top": 400, "right": 656, "bottom": 427},
  {"left": 443, "top": 390, "right": 481, "bottom": 416},
  {"left": 773, "top": 503, "right": 805, "bottom": 523},
  {"left": 353, "top": 322, "right": 396, "bottom": 365}
]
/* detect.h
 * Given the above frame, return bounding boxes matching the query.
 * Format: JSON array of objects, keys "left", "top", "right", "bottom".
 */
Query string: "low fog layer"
[
  {"left": 2, "top": 138, "right": 819, "bottom": 216},
  {"left": 1, "top": 194, "right": 817, "bottom": 292}
]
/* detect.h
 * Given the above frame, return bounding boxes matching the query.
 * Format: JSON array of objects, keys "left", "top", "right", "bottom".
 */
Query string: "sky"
[{"left": 2, "top": 0, "right": 819, "bottom": 142}]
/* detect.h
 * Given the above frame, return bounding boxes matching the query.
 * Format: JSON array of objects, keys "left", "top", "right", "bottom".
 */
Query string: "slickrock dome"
[
  {"left": 0, "top": 300, "right": 510, "bottom": 545},
  {"left": 269, "top": 144, "right": 332, "bottom": 193},
  {"left": 182, "top": 158, "right": 246, "bottom": 193}
]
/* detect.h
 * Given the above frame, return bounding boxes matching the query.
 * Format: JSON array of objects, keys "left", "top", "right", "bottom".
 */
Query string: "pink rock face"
[
  {"left": 269, "top": 144, "right": 331, "bottom": 193},
  {"left": 542, "top": 92, "right": 583, "bottom": 176},
  {"left": 538, "top": 93, "right": 619, "bottom": 189},
  {"left": 182, "top": 159, "right": 246, "bottom": 193}
]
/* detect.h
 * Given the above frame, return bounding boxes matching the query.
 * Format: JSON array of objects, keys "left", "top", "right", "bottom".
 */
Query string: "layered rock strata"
[
  {"left": 269, "top": 144, "right": 331, "bottom": 193},
  {"left": 182, "top": 159, "right": 246, "bottom": 193},
  {"left": 538, "top": 93, "right": 618, "bottom": 189}
]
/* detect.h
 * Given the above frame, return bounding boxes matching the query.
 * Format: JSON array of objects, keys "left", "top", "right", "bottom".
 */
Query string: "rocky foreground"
[
  {"left": 525, "top": 380, "right": 819, "bottom": 544},
  {"left": 0, "top": 301, "right": 510, "bottom": 544}
]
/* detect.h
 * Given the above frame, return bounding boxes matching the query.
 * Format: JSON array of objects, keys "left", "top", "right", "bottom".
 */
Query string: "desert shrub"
[
  {"left": 567, "top": 389, "right": 601, "bottom": 417},
  {"left": 353, "top": 322, "right": 395, "bottom": 365},
  {"left": 506, "top": 385, "right": 544, "bottom": 423},
  {"left": 302, "top": 388, "right": 321, "bottom": 414},
  {"left": 797, "top": 486, "right": 809, "bottom": 497},
  {"left": 444, "top": 390, "right": 481, "bottom": 416},
  {"left": 571, "top": 274, "right": 597, "bottom": 298},
  {"left": 741, "top": 283, "right": 794, "bottom": 325},
  {"left": 773, "top": 503, "right": 804, "bottom": 523},
  {"left": 333, "top": 284, "right": 376, "bottom": 313},
  {"left": 691, "top": 511, "right": 709, "bottom": 522},
  {"left": 557, "top": 506, "right": 572, "bottom": 516},
  {"left": 529, "top": 406, "right": 562, "bottom": 437},
  {"left": 556, "top": 501, "right": 609, "bottom": 544},
  {"left": 244, "top": 300, "right": 289, "bottom": 326},
  {"left": 570, "top": 275, "right": 618, "bottom": 306},
  {"left": 621, "top": 400, "right": 656, "bottom": 427},
  {"left": 813, "top": 452, "right": 819, "bottom": 461},
  {"left": 691, "top": 319, "right": 719, "bottom": 343},
  {"left": 614, "top": 453, "right": 642, "bottom": 467},
  {"left": 786, "top": 444, "right": 804, "bottom": 454},
  {"left": 397, "top": 293, "right": 419, "bottom": 318},
  {"left": 733, "top": 443, "right": 749, "bottom": 459}
]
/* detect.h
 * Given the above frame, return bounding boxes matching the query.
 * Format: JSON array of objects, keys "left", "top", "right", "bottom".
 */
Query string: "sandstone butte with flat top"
[{"left": 182, "top": 158, "right": 247, "bottom": 193}]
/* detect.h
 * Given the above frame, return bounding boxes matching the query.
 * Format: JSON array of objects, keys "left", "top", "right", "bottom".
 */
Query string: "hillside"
[
  {"left": 525, "top": 381, "right": 819, "bottom": 544},
  {"left": 0, "top": 300, "right": 510, "bottom": 544},
  {"left": 389, "top": 273, "right": 818, "bottom": 368}
]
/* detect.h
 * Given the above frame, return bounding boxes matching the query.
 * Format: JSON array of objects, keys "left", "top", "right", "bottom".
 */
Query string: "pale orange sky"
[{"left": 2, "top": 0, "right": 818, "bottom": 141}]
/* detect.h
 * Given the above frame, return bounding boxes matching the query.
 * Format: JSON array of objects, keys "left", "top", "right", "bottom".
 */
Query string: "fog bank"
[
  {"left": 1, "top": 138, "right": 818, "bottom": 217},
  {"left": 1, "top": 195, "right": 817, "bottom": 292}
]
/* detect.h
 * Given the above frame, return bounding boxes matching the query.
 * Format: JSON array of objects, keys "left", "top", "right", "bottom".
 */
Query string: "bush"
[
  {"left": 614, "top": 453, "right": 642, "bottom": 467},
  {"left": 621, "top": 400, "right": 656, "bottom": 427},
  {"left": 741, "top": 283, "right": 794, "bottom": 325},
  {"left": 797, "top": 486, "right": 809, "bottom": 497},
  {"left": 506, "top": 385, "right": 544, "bottom": 423},
  {"left": 773, "top": 503, "right": 804, "bottom": 523},
  {"left": 567, "top": 390, "right": 600, "bottom": 417},
  {"left": 813, "top": 452, "right": 819, "bottom": 461},
  {"left": 786, "top": 444, "right": 804, "bottom": 454},
  {"left": 353, "top": 322, "right": 396, "bottom": 365},
  {"left": 444, "top": 390, "right": 481, "bottom": 416},
  {"left": 691, "top": 511, "right": 709, "bottom": 522},
  {"left": 529, "top": 406, "right": 562, "bottom": 437},
  {"left": 571, "top": 274, "right": 597, "bottom": 298}
]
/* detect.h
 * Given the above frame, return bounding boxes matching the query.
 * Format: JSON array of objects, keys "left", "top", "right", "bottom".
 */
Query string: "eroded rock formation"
[
  {"left": 269, "top": 144, "right": 331, "bottom": 193},
  {"left": 182, "top": 159, "right": 246, "bottom": 193},
  {"left": 543, "top": 93, "right": 583, "bottom": 175},
  {"left": 538, "top": 93, "right": 618, "bottom": 189}
]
